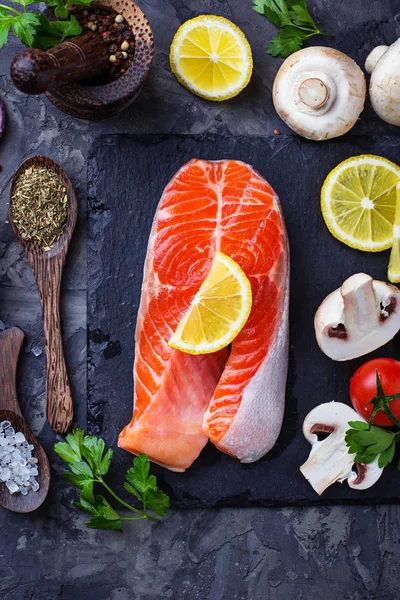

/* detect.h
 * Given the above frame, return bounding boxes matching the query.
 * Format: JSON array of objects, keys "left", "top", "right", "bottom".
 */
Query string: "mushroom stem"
[
  {"left": 298, "top": 78, "right": 329, "bottom": 109},
  {"left": 341, "top": 273, "right": 380, "bottom": 335},
  {"left": 365, "top": 45, "right": 389, "bottom": 74}
]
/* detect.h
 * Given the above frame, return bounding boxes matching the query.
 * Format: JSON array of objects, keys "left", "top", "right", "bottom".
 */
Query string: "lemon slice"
[
  {"left": 388, "top": 183, "right": 400, "bottom": 283},
  {"left": 168, "top": 252, "right": 252, "bottom": 354},
  {"left": 170, "top": 15, "right": 253, "bottom": 101},
  {"left": 321, "top": 155, "right": 400, "bottom": 252}
]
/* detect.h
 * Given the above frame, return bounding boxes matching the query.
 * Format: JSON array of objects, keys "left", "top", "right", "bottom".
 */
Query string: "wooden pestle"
[{"left": 10, "top": 32, "right": 110, "bottom": 95}]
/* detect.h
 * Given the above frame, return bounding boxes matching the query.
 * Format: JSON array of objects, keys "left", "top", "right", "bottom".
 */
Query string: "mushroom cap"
[
  {"left": 369, "top": 39, "right": 400, "bottom": 126},
  {"left": 315, "top": 274, "right": 400, "bottom": 361},
  {"left": 272, "top": 47, "right": 366, "bottom": 141}
]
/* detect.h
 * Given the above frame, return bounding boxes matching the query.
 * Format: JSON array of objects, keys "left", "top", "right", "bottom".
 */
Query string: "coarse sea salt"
[{"left": 0, "top": 421, "right": 40, "bottom": 495}]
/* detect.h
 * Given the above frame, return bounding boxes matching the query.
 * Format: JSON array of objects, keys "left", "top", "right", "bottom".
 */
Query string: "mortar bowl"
[{"left": 46, "top": 0, "right": 154, "bottom": 120}]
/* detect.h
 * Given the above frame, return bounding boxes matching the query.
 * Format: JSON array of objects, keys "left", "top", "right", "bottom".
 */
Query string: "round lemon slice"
[
  {"left": 168, "top": 252, "right": 252, "bottom": 355},
  {"left": 170, "top": 15, "right": 253, "bottom": 101},
  {"left": 321, "top": 155, "right": 400, "bottom": 252},
  {"left": 388, "top": 183, "right": 400, "bottom": 283}
]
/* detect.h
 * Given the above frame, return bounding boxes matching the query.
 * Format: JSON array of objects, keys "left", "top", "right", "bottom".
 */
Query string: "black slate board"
[{"left": 87, "top": 134, "right": 400, "bottom": 507}]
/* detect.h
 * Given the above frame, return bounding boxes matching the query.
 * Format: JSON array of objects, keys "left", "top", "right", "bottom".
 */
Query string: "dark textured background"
[{"left": 0, "top": 0, "right": 400, "bottom": 598}]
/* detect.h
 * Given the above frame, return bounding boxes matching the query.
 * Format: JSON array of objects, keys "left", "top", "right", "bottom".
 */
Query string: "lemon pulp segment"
[
  {"left": 168, "top": 252, "right": 252, "bottom": 354},
  {"left": 321, "top": 155, "right": 400, "bottom": 252}
]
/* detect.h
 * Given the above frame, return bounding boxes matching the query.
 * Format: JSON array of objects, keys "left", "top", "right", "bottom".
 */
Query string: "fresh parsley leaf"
[
  {"left": 347, "top": 421, "right": 369, "bottom": 431},
  {"left": 55, "top": 429, "right": 84, "bottom": 464},
  {"left": 32, "top": 14, "right": 63, "bottom": 50},
  {"left": 67, "top": 0, "right": 94, "bottom": 6},
  {"left": 252, "top": 0, "right": 291, "bottom": 27},
  {"left": 63, "top": 460, "right": 95, "bottom": 502},
  {"left": 50, "top": 14, "right": 81, "bottom": 37},
  {"left": 125, "top": 453, "right": 151, "bottom": 495},
  {"left": 74, "top": 495, "right": 122, "bottom": 531},
  {"left": 252, "top": 0, "right": 333, "bottom": 58},
  {"left": 378, "top": 439, "right": 396, "bottom": 468},
  {"left": 8, "top": 0, "right": 39, "bottom": 6},
  {"left": 81, "top": 436, "right": 113, "bottom": 477},
  {"left": 0, "top": 9, "right": 13, "bottom": 48},
  {"left": 82, "top": 436, "right": 106, "bottom": 469},
  {"left": 286, "top": 0, "right": 307, "bottom": 8},
  {"left": 345, "top": 421, "right": 400, "bottom": 468},
  {"left": 289, "top": 4, "right": 317, "bottom": 29},
  {"left": 125, "top": 454, "right": 170, "bottom": 517},
  {"left": 33, "top": 14, "right": 81, "bottom": 50},
  {"left": 46, "top": 0, "right": 69, "bottom": 19},
  {"left": 11, "top": 11, "right": 39, "bottom": 47},
  {"left": 86, "top": 516, "right": 123, "bottom": 532},
  {"left": 267, "top": 27, "right": 306, "bottom": 57}
]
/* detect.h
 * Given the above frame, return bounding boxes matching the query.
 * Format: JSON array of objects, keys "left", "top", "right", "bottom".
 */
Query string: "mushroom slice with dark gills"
[
  {"left": 315, "top": 273, "right": 400, "bottom": 361},
  {"left": 300, "top": 402, "right": 384, "bottom": 495}
]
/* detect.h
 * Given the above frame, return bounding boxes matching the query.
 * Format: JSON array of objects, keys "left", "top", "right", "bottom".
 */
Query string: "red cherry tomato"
[{"left": 350, "top": 358, "right": 400, "bottom": 426}]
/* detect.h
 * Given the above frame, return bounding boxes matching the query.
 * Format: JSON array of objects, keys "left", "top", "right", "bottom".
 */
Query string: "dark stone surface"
[
  {"left": 0, "top": 0, "right": 399, "bottom": 598},
  {"left": 88, "top": 133, "right": 400, "bottom": 507}
]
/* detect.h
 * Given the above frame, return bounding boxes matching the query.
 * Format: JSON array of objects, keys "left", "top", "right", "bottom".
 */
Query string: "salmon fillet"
[{"left": 118, "top": 159, "right": 289, "bottom": 470}]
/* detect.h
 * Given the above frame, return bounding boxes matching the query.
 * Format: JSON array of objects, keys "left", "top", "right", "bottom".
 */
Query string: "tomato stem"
[{"left": 367, "top": 371, "right": 400, "bottom": 429}]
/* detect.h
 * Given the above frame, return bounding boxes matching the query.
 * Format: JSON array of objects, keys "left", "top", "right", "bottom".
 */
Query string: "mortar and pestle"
[{"left": 10, "top": 0, "right": 154, "bottom": 120}]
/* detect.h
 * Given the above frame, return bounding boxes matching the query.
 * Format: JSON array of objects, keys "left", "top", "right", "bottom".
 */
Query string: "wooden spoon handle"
[
  {"left": 0, "top": 328, "right": 24, "bottom": 416},
  {"left": 35, "top": 255, "right": 73, "bottom": 435}
]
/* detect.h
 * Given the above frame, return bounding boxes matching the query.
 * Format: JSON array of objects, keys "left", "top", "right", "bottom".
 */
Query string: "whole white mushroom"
[
  {"left": 365, "top": 39, "right": 400, "bottom": 126},
  {"left": 272, "top": 47, "right": 366, "bottom": 141}
]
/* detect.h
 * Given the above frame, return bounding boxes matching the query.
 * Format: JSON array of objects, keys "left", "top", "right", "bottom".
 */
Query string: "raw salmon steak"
[{"left": 118, "top": 159, "right": 289, "bottom": 470}]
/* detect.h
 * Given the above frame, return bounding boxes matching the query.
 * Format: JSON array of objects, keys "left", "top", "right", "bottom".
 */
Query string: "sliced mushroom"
[
  {"left": 272, "top": 47, "right": 366, "bottom": 141},
  {"left": 315, "top": 273, "right": 400, "bottom": 361},
  {"left": 300, "top": 402, "right": 384, "bottom": 495},
  {"left": 366, "top": 39, "right": 400, "bottom": 126}
]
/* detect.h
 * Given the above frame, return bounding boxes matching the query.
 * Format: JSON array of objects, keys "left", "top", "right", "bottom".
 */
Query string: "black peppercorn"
[
  {"left": 115, "top": 51, "right": 124, "bottom": 60},
  {"left": 122, "top": 30, "right": 133, "bottom": 40},
  {"left": 109, "top": 43, "right": 118, "bottom": 53},
  {"left": 109, "top": 32, "right": 117, "bottom": 42}
]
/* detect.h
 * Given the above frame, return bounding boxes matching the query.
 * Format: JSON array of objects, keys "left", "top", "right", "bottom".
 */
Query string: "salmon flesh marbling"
[{"left": 118, "top": 159, "right": 289, "bottom": 470}]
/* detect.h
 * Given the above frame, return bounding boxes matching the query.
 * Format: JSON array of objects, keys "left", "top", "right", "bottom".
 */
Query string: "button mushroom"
[
  {"left": 365, "top": 39, "right": 400, "bottom": 126},
  {"left": 272, "top": 47, "right": 366, "bottom": 141},
  {"left": 300, "top": 402, "right": 384, "bottom": 495},
  {"left": 315, "top": 273, "right": 400, "bottom": 361}
]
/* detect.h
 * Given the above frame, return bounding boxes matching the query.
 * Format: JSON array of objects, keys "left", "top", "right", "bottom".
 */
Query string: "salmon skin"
[{"left": 118, "top": 159, "right": 289, "bottom": 470}]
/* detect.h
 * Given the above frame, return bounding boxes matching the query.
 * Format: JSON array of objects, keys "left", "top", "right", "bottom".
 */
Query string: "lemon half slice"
[
  {"left": 168, "top": 252, "right": 252, "bottom": 355},
  {"left": 388, "top": 183, "right": 400, "bottom": 283},
  {"left": 321, "top": 155, "right": 400, "bottom": 252},
  {"left": 170, "top": 15, "right": 253, "bottom": 101}
]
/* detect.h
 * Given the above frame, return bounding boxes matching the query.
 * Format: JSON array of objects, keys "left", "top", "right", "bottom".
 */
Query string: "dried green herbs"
[{"left": 11, "top": 166, "right": 68, "bottom": 248}]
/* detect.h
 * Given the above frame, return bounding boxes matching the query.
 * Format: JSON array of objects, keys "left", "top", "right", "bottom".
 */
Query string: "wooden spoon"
[
  {"left": 0, "top": 327, "right": 50, "bottom": 513},
  {"left": 9, "top": 156, "right": 77, "bottom": 434}
]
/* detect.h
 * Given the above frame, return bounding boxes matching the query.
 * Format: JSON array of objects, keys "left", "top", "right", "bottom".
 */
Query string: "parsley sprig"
[
  {"left": 345, "top": 421, "right": 400, "bottom": 469},
  {"left": 55, "top": 429, "right": 170, "bottom": 532},
  {"left": 345, "top": 371, "right": 400, "bottom": 470},
  {"left": 0, "top": 0, "right": 93, "bottom": 51},
  {"left": 252, "top": 0, "right": 334, "bottom": 58}
]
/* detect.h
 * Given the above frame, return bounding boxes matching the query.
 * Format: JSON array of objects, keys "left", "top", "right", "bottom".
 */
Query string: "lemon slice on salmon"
[
  {"left": 169, "top": 15, "right": 253, "bottom": 101},
  {"left": 388, "top": 183, "right": 400, "bottom": 283},
  {"left": 321, "top": 155, "right": 400, "bottom": 252},
  {"left": 168, "top": 252, "right": 252, "bottom": 354}
]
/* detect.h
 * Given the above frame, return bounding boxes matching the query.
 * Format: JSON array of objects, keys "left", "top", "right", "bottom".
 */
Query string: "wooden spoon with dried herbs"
[{"left": 9, "top": 156, "right": 77, "bottom": 434}]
